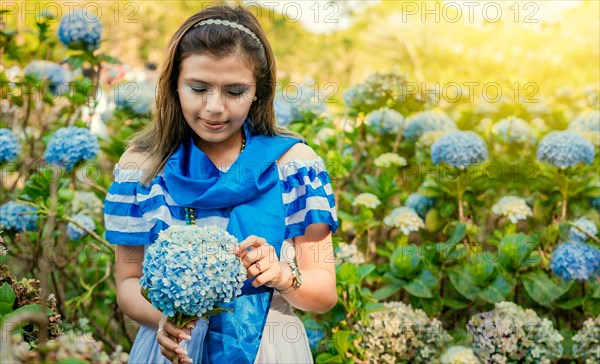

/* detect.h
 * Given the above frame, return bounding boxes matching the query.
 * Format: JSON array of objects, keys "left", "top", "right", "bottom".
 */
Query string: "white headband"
[{"left": 193, "top": 19, "right": 263, "bottom": 49}]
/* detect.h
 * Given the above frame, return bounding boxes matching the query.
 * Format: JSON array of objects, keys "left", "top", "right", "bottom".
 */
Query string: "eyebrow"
[{"left": 183, "top": 79, "right": 254, "bottom": 87}]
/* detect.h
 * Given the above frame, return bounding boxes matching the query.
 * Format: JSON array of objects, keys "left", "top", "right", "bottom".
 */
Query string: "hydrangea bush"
[
  {"left": 24, "top": 60, "right": 72, "bottom": 95},
  {"left": 355, "top": 302, "right": 450, "bottom": 363},
  {"left": 491, "top": 196, "right": 533, "bottom": 223},
  {"left": 364, "top": 107, "right": 404, "bottom": 134},
  {"left": 467, "top": 302, "right": 563, "bottom": 364},
  {"left": 66, "top": 213, "right": 96, "bottom": 241},
  {"left": 431, "top": 130, "right": 489, "bottom": 168},
  {"left": 536, "top": 130, "right": 595, "bottom": 169},
  {"left": 404, "top": 110, "right": 456, "bottom": 141},
  {"left": 58, "top": 9, "right": 103, "bottom": 51},
  {"left": 550, "top": 241, "right": 600, "bottom": 281},
  {"left": 0, "top": 201, "right": 38, "bottom": 231},
  {"left": 572, "top": 316, "right": 600, "bottom": 364},
  {"left": 0, "top": 128, "right": 20, "bottom": 163},
  {"left": 383, "top": 207, "right": 425, "bottom": 235},
  {"left": 44, "top": 126, "right": 99, "bottom": 171}
]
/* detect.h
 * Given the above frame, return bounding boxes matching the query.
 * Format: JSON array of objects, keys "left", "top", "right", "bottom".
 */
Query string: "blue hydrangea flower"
[
  {"left": 342, "top": 70, "right": 410, "bottom": 111},
  {"left": 492, "top": 116, "right": 536, "bottom": 144},
  {"left": 569, "top": 110, "right": 600, "bottom": 133},
  {"left": 404, "top": 110, "right": 456, "bottom": 141},
  {"left": 44, "top": 127, "right": 99, "bottom": 171},
  {"left": 0, "top": 201, "right": 38, "bottom": 231},
  {"left": 405, "top": 193, "right": 436, "bottom": 218},
  {"left": 274, "top": 83, "right": 326, "bottom": 126},
  {"left": 274, "top": 93, "right": 295, "bottom": 126},
  {"left": 364, "top": 107, "right": 404, "bottom": 134},
  {"left": 24, "top": 60, "right": 72, "bottom": 95},
  {"left": 0, "top": 128, "right": 20, "bottom": 163},
  {"left": 58, "top": 9, "right": 103, "bottom": 51},
  {"left": 431, "top": 131, "right": 489, "bottom": 168},
  {"left": 140, "top": 225, "right": 246, "bottom": 318},
  {"left": 306, "top": 328, "right": 325, "bottom": 351},
  {"left": 550, "top": 241, "right": 600, "bottom": 281},
  {"left": 114, "top": 81, "right": 155, "bottom": 115},
  {"left": 536, "top": 131, "right": 595, "bottom": 169},
  {"left": 569, "top": 218, "right": 598, "bottom": 242},
  {"left": 66, "top": 213, "right": 95, "bottom": 240}
]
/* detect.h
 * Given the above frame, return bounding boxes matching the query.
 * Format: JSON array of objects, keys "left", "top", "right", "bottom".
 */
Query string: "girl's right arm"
[{"left": 115, "top": 244, "right": 162, "bottom": 328}]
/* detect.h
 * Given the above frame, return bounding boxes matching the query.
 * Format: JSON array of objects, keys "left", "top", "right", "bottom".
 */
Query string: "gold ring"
[
  {"left": 255, "top": 262, "right": 262, "bottom": 274},
  {"left": 156, "top": 328, "right": 165, "bottom": 336}
]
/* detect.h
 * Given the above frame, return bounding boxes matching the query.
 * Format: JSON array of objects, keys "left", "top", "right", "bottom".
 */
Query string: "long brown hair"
[{"left": 129, "top": 5, "right": 291, "bottom": 184}]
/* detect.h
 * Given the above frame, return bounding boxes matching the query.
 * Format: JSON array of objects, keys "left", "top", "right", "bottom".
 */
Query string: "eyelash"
[{"left": 187, "top": 85, "right": 247, "bottom": 96}]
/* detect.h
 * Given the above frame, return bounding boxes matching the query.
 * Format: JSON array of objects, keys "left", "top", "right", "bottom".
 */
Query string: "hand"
[
  {"left": 156, "top": 315, "right": 196, "bottom": 363},
  {"left": 234, "top": 235, "right": 292, "bottom": 290}
]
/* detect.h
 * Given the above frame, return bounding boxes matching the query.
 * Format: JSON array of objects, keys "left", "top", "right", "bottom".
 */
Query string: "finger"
[
  {"left": 249, "top": 261, "right": 264, "bottom": 277},
  {"left": 241, "top": 244, "right": 276, "bottom": 268},
  {"left": 235, "top": 236, "right": 268, "bottom": 256},
  {"left": 252, "top": 268, "right": 277, "bottom": 288}
]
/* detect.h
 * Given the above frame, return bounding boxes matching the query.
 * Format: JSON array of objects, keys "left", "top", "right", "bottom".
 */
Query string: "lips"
[{"left": 201, "top": 119, "right": 228, "bottom": 131}]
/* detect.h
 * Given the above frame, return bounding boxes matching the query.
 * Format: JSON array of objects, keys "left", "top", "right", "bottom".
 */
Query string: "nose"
[{"left": 205, "top": 89, "right": 225, "bottom": 114}]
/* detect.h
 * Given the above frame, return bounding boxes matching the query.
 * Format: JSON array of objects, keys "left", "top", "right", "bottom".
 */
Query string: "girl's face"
[{"left": 177, "top": 53, "right": 256, "bottom": 150}]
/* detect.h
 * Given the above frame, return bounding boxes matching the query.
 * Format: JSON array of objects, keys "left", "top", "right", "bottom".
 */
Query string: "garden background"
[{"left": 1, "top": 0, "right": 599, "bottom": 362}]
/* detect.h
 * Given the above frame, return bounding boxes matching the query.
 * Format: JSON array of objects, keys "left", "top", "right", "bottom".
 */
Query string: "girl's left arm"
[{"left": 280, "top": 222, "right": 337, "bottom": 313}]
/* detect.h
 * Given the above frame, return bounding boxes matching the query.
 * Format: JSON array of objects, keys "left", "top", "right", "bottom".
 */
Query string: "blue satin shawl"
[{"left": 163, "top": 119, "right": 302, "bottom": 363}]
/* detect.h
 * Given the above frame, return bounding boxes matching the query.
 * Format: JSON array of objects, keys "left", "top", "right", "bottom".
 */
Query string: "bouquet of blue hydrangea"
[{"left": 140, "top": 224, "right": 246, "bottom": 328}]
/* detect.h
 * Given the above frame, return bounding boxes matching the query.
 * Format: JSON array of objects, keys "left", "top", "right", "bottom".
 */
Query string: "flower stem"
[
  {"left": 456, "top": 171, "right": 465, "bottom": 222},
  {"left": 561, "top": 177, "right": 568, "bottom": 221}
]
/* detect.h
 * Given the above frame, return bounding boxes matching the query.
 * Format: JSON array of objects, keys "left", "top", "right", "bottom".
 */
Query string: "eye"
[
  {"left": 227, "top": 88, "right": 248, "bottom": 96},
  {"left": 186, "top": 84, "right": 207, "bottom": 93}
]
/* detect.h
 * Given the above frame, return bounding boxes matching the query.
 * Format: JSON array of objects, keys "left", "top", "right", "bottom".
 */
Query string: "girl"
[{"left": 104, "top": 5, "right": 338, "bottom": 363}]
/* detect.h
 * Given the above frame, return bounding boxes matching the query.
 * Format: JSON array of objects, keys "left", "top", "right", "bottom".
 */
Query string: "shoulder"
[
  {"left": 118, "top": 149, "right": 154, "bottom": 170},
  {"left": 278, "top": 142, "right": 318, "bottom": 165}
]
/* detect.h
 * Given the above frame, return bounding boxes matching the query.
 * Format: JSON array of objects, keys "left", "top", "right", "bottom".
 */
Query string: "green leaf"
[
  {"left": 446, "top": 222, "right": 467, "bottom": 246},
  {"left": 477, "top": 275, "right": 512, "bottom": 303},
  {"left": 441, "top": 297, "right": 469, "bottom": 309},
  {"left": 521, "top": 271, "right": 572, "bottom": 307},
  {"left": 331, "top": 330, "right": 353, "bottom": 356},
  {"left": 373, "top": 282, "right": 403, "bottom": 300},
  {"left": 390, "top": 245, "right": 421, "bottom": 279},
  {"left": 447, "top": 266, "right": 479, "bottom": 300},
  {"left": 337, "top": 263, "right": 358, "bottom": 284},
  {"left": 556, "top": 297, "right": 583, "bottom": 309},
  {"left": 365, "top": 302, "right": 385, "bottom": 312},
  {"left": 403, "top": 269, "right": 438, "bottom": 298},
  {"left": 10, "top": 304, "right": 53, "bottom": 316},
  {"left": 583, "top": 297, "right": 600, "bottom": 316},
  {"left": 357, "top": 264, "right": 375, "bottom": 280},
  {"left": 316, "top": 353, "right": 343, "bottom": 364},
  {"left": 588, "top": 280, "right": 600, "bottom": 299},
  {"left": 0, "top": 283, "right": 16, "bottom": 316}
]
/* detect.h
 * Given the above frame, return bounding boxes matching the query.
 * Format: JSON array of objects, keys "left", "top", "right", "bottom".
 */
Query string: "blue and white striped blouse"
[{"left": 104, "top": 157, "right": 338, "bottom": 246}]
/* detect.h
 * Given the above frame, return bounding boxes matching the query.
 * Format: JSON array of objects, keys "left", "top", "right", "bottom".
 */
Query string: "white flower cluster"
[
  {"left": 353, "top": 193, "right": 381, "bottom": 209},
  {"left": 374, "top": 153, "right": 407, "bottom": 168},
  {"left": 439, "top": 346, "right": 480, "bottom": 364},
  {"left": 491, "top": 196, "right": 533, "bottom": 223},
  {"left": 356, "top": 302, "right": 450, "bottom": 363},
  {"left": 573, "top": 316, "right": 600, "bottom": 364},
  {"left": 467, "top": 302, "right": 563, "bottom": 364},
  {"left": 383, "top": 207, "right": 425, "bottom": 235},
  {"left": 336, "top": 242, "right": 366, "bottom": 265}
]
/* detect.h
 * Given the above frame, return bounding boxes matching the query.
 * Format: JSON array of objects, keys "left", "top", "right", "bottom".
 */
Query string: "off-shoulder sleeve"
[
  {"left": 278, "top": 157, "right": 338, "bottom": 239},
  {"left": 103, "top": 165, "right": 176, "bottom": 246}
]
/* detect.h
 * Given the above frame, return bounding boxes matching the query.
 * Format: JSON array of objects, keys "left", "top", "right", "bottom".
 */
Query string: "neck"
[{"left": 192, "top": 129, "right": 245, "bottom": 166}]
